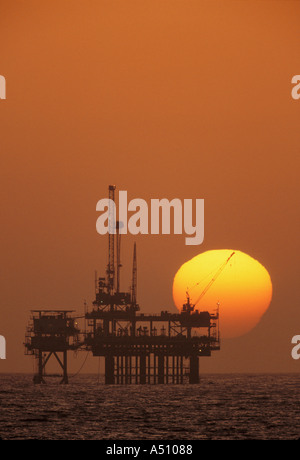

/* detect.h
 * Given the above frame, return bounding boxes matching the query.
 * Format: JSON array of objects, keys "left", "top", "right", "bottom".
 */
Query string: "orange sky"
[{"left": 0, "top": 0, "right": 299, "bottom": 373}]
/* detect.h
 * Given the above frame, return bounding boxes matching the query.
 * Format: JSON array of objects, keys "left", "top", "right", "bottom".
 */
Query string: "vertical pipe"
[
  {"left": 189, "top": 355, "right": 199, "bottom": 384},
  {"left": 180, "top": 356, "right": 183, "bottom": 384},
  {"left": 125, "top": 355, "right": 128, "bottom": 384},
  {"left": 166, "top": 355, "right": 169, "bottom": 384},
  {"left": 140, "top": 355, "right": 146, "bottom": 384},
  {"left": 127, "top": 356, "right": 129, "bottom": 384},
  {"left": 121, "top": 356, "right": 124, "bottom": 384},
  {"left": 129, "top": 356, "right": 132, "bottom": 385},
  {"left": 116, "top": 223, "right": 121, "bottom": 294},
  {"left": 108, "top": 185, "right": 115, "bottom": 294},
  {"left": 148, "top": 355, "right": 151, "bottom": 384},
  {"left": 172, "top": 356, "right": 175, "bottom": 384},
  {"left": 118, "top": 355, "right": 121, "bottom": 384},
  {"left": 158, "top": 355, "right": 164, "bottom": 384},
  {"left": 105, "top": 355, "right": 115, "bottom": 384},
  {"left": 116, "top": 356, "right": 120, "bottom": 384},
  {"left": 63, "top": 350, "right": 68, "bottom": 384},
  {"left": 37, "top": 350, "right": 43, "bottom": 384}
]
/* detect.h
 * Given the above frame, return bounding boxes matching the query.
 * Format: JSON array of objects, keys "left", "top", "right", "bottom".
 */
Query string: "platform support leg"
[
  {"left": 158, "top": 355, "right": 164, "bottom": 384},
  {"left": 189, "top": 355, "right": 199, "bottom": 384},
  {"left": 61, "top": 350, "right": 69, "bottom": 385},
  {"left": 34, "top": 350, "right": 46, "bottom": 384},
  {"left": 105, "top": 355, "right": 115, "bottom": 384},
  {"left": 140, "top": 354, "right": 146, "bottom": 384}
]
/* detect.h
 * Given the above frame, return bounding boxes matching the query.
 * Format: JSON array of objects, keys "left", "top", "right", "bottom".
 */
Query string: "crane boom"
[
  {"left": 107, "top": 185, "right": 116, "bottom": 294},
  {"left": 193, "top": 251, "right": 235, "bottom": 307}
]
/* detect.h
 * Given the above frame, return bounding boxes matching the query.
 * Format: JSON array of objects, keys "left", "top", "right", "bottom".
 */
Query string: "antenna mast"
[
  {"left": 116, "top": 221, "right": 122, "bottom": 293},
  {"left": 131, "top": 242, "right": 137, "bottom": 307}
]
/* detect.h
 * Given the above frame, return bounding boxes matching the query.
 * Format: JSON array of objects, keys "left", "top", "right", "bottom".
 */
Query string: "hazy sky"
[{"left": 0, "top": 1, "right": 299, "bottom": 374}]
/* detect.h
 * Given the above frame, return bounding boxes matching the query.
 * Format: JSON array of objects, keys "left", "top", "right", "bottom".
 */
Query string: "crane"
[{"left": 183, "top": 251, "right": 235, "bottom": 313}]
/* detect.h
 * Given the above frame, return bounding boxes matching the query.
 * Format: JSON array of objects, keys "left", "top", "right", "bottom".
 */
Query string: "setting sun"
[{"left": 173, "top": 250, "right": 272, "bottom": 338}]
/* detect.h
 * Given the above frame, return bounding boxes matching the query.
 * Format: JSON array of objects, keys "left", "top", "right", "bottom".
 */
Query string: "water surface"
[{"left": 0, "top": 374, "right": 299, "bottom": 440}]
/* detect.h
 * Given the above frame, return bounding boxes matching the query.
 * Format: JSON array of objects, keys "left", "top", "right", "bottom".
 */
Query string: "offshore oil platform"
[{"left": 25, "top": 186, "right": 227, "bottom": 385}]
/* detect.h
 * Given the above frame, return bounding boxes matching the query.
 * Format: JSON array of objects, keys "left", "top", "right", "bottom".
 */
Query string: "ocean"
[{"left": 0, "top": 373, "right": 299, "bottom": 440}]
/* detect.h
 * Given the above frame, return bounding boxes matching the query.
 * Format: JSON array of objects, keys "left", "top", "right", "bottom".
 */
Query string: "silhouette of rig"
[{"left": 25, "top": 185, "right": 223, "bottom": 385}]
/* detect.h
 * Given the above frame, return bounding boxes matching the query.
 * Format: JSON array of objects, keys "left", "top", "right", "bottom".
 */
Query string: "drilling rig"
[
  {"left": 92, "top": 184, "right": 139, "bottom": 316},
  {"left": 25, "top": 185, "right": 221, "bottom": 385}
]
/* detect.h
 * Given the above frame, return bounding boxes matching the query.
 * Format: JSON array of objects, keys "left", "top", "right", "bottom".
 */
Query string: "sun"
[{"left": 172, "top": 249, "right": 272, "bottom": 338}]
